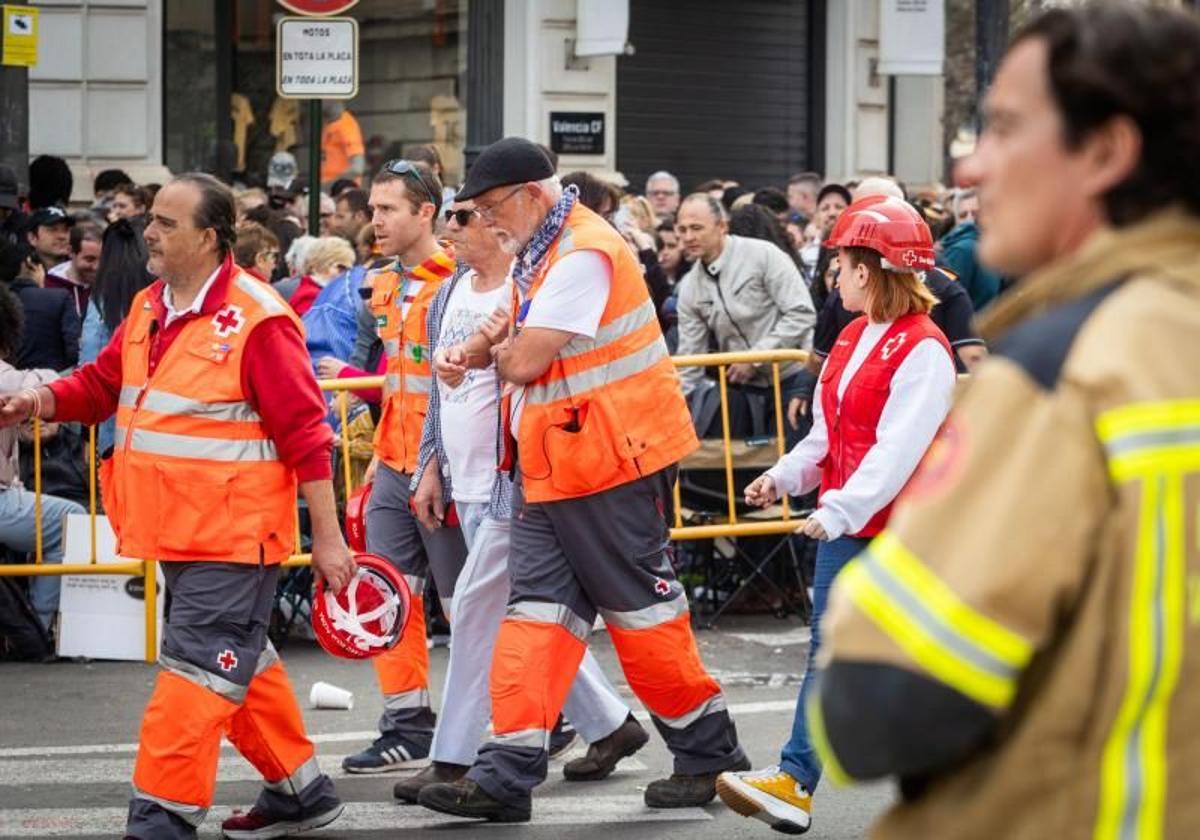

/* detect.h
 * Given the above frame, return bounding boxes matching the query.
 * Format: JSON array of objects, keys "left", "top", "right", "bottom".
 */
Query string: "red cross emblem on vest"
[
  {"left": 212, "top": 305, "right": 245, "bottom": 338},
  {"left": 217, "top": 649, "right": 239, "bottom": 672},
  {"left": 654, "top": 577, "right": 671, "bottom": 597},
  {"left": 880, "top": 332, "right": 908, "bottom": 360}
]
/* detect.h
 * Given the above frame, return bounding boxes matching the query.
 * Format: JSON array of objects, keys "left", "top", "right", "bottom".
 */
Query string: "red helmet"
[
  {"left": 823, "top": 195, "right": 935, "bottom": 271},
  {"left": 312, "top": 554, "right": 412, "bottom": 659},
  {"left": 345, "top": 482, "right": 372, "bottom": 552}
]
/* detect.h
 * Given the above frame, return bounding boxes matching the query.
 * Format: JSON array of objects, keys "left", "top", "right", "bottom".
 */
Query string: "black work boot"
[
  {"left": 393, "top": 760, "right": 469, "bottom": 804},
  {"left": 644, "top": 755, "right": 752, "bottom": 808},
  {"left": 418, "top": 778, "right": 531, "bottom": 823},
  {"left": 563, "top": 715, "right": 651, "bottom": 781}
]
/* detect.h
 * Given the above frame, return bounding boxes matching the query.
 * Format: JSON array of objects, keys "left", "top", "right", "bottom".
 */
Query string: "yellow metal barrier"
[{"left": 0, "top": 353, "right": 809, "bottom": 662}]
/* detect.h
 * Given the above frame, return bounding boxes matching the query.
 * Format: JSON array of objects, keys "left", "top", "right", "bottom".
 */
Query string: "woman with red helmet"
[{"left": 716, "top": 195, "right": 958, "bottom": 835}]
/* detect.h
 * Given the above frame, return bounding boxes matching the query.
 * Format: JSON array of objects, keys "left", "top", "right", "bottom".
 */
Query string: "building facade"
[{"left": 14, "top": 0, "right": 954, "bottom": 203}]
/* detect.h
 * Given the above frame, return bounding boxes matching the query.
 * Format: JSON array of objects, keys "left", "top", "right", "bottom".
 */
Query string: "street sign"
[
  {"left": 549, "top": 112, "right": 605, "bottom": 156},
  {"left": 276, "top": 16, "right": 358, "bottom": 99},
  {"left": 276, "top": 0, "right": 360, "bottom": 16},
  {"left": 2, "top": 5, "right": 38, "bottom": 67}
]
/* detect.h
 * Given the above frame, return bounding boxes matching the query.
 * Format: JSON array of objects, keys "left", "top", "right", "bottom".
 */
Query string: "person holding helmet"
[
  {"left": 716, "top": 194, "right": 957, "bottom": 835},
  {"left": 0, "top": 173, "right": 355, "bottom": 840}
]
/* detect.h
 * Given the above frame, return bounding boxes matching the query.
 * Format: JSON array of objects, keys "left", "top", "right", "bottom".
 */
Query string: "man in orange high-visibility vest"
[
  {"left": 0, "top": 173, "right": 355, "bottom": 840},
  {"left": 418, "top": 138, "right": 748, "bottom": 824},
  {"left": 340, "top": 159, "right": 470, "bottom": 775}
]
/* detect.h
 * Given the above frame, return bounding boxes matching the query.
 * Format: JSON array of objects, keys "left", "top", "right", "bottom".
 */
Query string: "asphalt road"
[{"left": 0, "top": 615, "right": 894, "bottom": 838}]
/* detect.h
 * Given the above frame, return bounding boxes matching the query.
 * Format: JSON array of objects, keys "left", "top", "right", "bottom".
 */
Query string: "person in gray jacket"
[{"left": 674, "top": 193, "right": 815, "bottom": 396}]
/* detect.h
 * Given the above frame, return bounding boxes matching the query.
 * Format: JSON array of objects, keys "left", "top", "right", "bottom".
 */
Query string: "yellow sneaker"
[{"left": 716, "top": 765, "right": 812, "bottom": 835}]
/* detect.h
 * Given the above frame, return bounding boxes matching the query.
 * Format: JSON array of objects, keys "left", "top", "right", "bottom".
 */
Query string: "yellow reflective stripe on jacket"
[
  {"left": 1093, "top": 469, "right": 1187, "bottom": 840},
  {"left": 1097, "top": 400, "right": 1200, "bottom": 481},
  {"left": 841, "top": 531, "right": 1033, "bottom": 709}
]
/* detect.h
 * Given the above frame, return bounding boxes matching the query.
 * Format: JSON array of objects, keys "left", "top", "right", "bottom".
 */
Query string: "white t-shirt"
[
  {"left": 765, "top": 320, "right": 956, "bottom": 540},
  {"left": 509, "top": 249, "right": 612, "bottom": 433},
  {"left": 438, "top": 272, "right": 511, "bottom": 503}
]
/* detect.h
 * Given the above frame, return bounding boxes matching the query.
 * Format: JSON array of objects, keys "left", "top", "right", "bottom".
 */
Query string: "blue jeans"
[
  {"left": 779, "top": 534, "right": 869, "bottom": 792},
  {"left": 0, "top": 486, "right": 86, "bottom": 629}
]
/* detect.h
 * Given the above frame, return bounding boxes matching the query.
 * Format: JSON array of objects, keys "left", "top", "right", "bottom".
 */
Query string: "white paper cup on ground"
[{"left": 310, "top": 681, "right": 354, "bottom": 710}]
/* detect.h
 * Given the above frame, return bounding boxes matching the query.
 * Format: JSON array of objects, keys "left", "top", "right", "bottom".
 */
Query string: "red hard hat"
[
  {"left": 823, "top": 195, "right": 935, "bottom": 271},
  {"left": 345, "top": 482, "right": 372, "bottom": 552},
  {"left": 312, "top": 554, "right": 412, "bottom": 660}
]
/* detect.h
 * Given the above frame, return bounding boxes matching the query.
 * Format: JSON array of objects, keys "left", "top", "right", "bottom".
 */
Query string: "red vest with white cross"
[{"left": 818, "top": 313, "right": 951, "bottom": 537}]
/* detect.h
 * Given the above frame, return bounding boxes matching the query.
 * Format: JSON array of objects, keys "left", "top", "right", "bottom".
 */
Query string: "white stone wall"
[
  {"left": 29, "top": 0, "right": 168, "bottom": 200},
  {"left": 503, "top": 0, "right": 619, "bottom": 178},
  {"left": 824, "top": 0, "right": 946, "bottom": 187}
]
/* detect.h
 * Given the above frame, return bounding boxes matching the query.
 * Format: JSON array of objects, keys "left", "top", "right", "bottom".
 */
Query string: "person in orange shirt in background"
[{"left": 321, "top": 102, "right": 365, "bottom": 187}]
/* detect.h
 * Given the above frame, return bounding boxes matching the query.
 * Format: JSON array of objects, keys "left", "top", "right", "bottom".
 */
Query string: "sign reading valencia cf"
[{"left": 276, "top": 0, "right": 360, "bottom": 16}]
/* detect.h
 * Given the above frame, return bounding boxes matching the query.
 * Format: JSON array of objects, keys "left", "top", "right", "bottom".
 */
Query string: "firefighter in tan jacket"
[{"left": 808, "top": 7, "right": 1200, "bottom": 840}]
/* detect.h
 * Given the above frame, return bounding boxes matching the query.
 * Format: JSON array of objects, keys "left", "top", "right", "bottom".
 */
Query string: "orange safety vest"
[
  {"left": 515, "top": 203, "right": 698, "bottom": 502},
  {"left": 370, "top": 248, "right": 456, "bottom": 474},
  {"left": 105, "top": 270, "right": 302, "bottom": 564}
]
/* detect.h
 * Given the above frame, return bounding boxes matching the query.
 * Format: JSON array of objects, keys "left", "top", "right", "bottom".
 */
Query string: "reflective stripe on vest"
[
  {"left": 525, "top": 336, "right": 669, "bottom": 406},
  {"left": 558, "top": 298, "right": 659, "bottom": 360},
  {"left": 113, "top": 427, "right": 279, "bottom": 462},
  {"left": 118, "top": 385, "right": 264, "bottom": 424}
]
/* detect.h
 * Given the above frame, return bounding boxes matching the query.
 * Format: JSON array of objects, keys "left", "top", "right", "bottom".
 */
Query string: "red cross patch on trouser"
[{"left": 217, "top": 649, "right": 239, "bottom": 672}]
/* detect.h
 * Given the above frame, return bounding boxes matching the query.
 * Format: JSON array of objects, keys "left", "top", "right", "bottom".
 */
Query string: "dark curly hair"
[
  {"left": 1013, "top": 4, "right": 1200, "bottom": 225},
  {"left": 0, "top": 280, "right": 24, "bottom": 361}
]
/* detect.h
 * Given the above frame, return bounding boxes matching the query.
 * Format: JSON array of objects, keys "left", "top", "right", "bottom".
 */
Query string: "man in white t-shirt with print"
[{"left": 392, "top": 197, "right": 648, "bottom": 805}]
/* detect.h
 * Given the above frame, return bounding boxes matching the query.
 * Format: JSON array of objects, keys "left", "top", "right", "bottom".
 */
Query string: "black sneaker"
[
  {"left": 563, "top": 715, "right": 650, "bottom": 781},
  {"left": 644, "top": 755, "right": 752, "bottom": 808},
  {"left": 393, "top": 760, "right": 469, "bottom": 804},
  {"left": 548, "top": 715, "right": 578, "bottom": 760},
  {"left": 341, "top": 734, "right": 429, "bottom": 774},
  {"left": 418, "top": 778, "right": 531, "bottom": 823}
]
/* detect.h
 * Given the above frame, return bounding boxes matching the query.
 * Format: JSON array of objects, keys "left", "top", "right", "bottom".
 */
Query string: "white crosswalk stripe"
[
  {"left": 0, "top": 753, "right": 649, "bottom": 788},
  {"left": 0, "top": 700, "right": 796, "bottom": 760},
  {"left": 0, "top": 797, "right": 713, "bottom": 836},
  {"left": 0, "top": 701, "right": 796, "bottom": 835}
]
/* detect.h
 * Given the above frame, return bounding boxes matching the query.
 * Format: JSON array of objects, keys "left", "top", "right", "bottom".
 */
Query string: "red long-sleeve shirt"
[
  {"left": 334, "top": 352, "right": 387, "bottom": 404},
  {"left": 48, "top": 256, "right": 333, "bottom": 482}
]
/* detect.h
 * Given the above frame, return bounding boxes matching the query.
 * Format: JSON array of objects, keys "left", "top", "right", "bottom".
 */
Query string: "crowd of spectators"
[{"left": 0, "top": 142, "right": 1003, "bottom": 654}]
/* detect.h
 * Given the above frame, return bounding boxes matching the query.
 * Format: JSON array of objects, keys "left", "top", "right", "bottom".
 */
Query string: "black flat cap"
[{"left": 456, "top": 137, "right": 554, "bottom": 202}]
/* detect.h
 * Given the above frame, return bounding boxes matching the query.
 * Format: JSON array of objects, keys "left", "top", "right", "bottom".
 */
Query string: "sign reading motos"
[{"left": 276, "top": 16, "right": 358, "bottom": 99}]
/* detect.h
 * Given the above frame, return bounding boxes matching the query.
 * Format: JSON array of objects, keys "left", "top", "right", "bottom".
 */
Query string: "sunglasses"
[
  {"left": 383, "top": 159, "right": 440, "bottom": 208},
  {"left": 444, "top": 207, "right": 477, "bottom": 226}
]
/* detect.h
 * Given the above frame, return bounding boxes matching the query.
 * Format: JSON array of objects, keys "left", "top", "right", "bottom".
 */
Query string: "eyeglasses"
[
  {"left": 444, "top": 207, "right": 478, "bottom": 226},
  {"left": 647, "top": 189, "right": 678, "bottom": 198},
  {"left": 383, "top": 159, "right": 440, "bottom": 209},
  {"left": 474, "top": 185, "right": 525, "bottom": 222}
]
